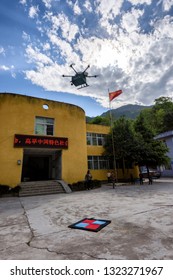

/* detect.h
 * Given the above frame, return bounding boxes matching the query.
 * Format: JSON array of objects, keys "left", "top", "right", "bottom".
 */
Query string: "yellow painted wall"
[
  {"left": 116, "top": 165, "right": 139, "bottom": 180},
  {"left": 86, "top": 123, "right": 139, "bottom": 181},
  {"left": 0, "top": 93, "right": 139, "bottom": 188},
  {"left": 86, "top": 124, "right": 110, "bottom": 180},
  {"left": 0, "top": 93, "right": 87, "bottom": 187}
]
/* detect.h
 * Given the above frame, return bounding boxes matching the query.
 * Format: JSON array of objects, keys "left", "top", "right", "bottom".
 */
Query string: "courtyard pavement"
[{"left": 0, "top": 178, "right": 173, "bottom": 260}]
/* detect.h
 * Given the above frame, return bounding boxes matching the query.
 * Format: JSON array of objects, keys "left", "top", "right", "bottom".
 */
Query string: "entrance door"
[
  {"left": 30, "top": 156, "right": 49, "bottom": 180},
  {"left": 22, "top": 155, "right": 50, "bottom": 181},
  {"left": 21, "top": 149, "right": 62, "bottom": 182}
]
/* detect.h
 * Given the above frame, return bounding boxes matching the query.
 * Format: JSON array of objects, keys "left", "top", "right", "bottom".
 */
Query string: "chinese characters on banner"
[{"left": 14, "top": 134, "right": 68, "bottom": 149}]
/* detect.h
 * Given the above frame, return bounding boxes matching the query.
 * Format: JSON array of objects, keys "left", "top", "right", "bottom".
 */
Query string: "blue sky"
[{"left": 0, "top": 0, "right": 173, "bottom": 116}]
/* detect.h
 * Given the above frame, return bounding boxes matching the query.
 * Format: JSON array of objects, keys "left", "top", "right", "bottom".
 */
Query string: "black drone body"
[{"left": 62, "top": 64, "right": 98, "bottom": 89}]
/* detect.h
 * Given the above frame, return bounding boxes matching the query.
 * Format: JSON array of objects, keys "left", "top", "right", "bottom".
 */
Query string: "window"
[
  {"left": 88, "top": 156, "right": 110, "bottom": 170},
  {"left": 87, "top": 133, "right": 92, "bottom": 145},
  {"left": 164, "top": 162, "right": 172, "bottom": 170},
  {"left": 35, "top": 117, "right": 54, "bottom": 136},
  {"left": 87, "top": 133, "right": 106, "bottom": 146}
]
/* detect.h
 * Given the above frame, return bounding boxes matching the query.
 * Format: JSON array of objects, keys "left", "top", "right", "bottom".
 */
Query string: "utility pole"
[{"left": 108, "top": 90, "right": 118, "bottom": 183}]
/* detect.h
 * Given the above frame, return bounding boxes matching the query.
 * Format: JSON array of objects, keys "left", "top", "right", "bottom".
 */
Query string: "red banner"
[{"left": 109, "top": 89, "right": 122, "bottom": 101}]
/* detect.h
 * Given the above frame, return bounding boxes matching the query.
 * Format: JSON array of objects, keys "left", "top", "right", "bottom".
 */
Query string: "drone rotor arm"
[
  {"left": 87, "top": 75, "right": 98, "bottom": 78},
  {"left": 62, "top": 75, "right": 73, "bottom": 77},
  {"left": 70, "top": 64, "right": 78, "bottom": 74},
  {"left": 83, "top": 64, "right": 90, "bottom": 73}
]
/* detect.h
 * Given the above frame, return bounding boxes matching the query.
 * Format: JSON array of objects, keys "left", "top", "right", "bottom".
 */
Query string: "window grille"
[
  {"left": 87, "top": 133, "right": 106, "bottom": 146},
  {"left": 35, "top": 117, "right": 54, "bottom": 136},
  {"left": 88, "top": 156, "right": 109, "bottom": 170}
]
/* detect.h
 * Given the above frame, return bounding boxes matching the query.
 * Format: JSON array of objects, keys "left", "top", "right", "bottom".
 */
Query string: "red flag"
[{"left": 109, "top": 89, "right": 122, "bottom": 101}]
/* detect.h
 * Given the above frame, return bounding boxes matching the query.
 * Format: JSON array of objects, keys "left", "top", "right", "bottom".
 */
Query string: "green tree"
[
  {"left": 134, "top": 113, "right": 169, "bottom": 173},
  {"left": 163, "top": 111, "right": 173, "bottom": 131},
  {"left": 151, "top": 96, "right": 173, "bottom": 133},
  {"left": 135, "top": 97, "right": 173, "bottom": 134},
  {"left": 90, "top": 116, "right": 110, "bottom": 126},
  {"left": 104, "top": 115, "right": 169, "bottom": 178},
  {"left": 154, "top": 96, "right": 173, "bottom": 110},
  {"left": 104, "top": 117, "right": 140, "bottom": 173}
]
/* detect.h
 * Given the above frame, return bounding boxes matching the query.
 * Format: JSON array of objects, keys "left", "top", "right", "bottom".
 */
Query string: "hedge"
[
  {"left": 69, "top": 179, "right": 101, "bottom": 192},
  {"left": 0, "top": 185, "right": 21, "bottom": 197}
]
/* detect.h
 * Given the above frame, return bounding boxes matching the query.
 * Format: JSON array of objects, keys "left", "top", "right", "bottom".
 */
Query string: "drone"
[{"left": 62, "top": 64, "right": 98, "bottom": 89}]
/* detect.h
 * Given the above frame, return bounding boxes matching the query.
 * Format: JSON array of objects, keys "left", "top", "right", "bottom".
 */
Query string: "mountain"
[
  {"left": 101, "top": 104, "right": 152, "bottom": 120},
  {"left": 86, "top": 104, "right": 152, "bottom": 123}
]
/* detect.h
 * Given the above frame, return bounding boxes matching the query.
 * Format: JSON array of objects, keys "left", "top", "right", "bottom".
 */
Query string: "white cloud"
[
  {"left": 42, "top": 42, "right": 51, "bottom": 51},
  {"left": 48, "top": 33, "right": 79, "bottom": 62},
  {"left": 29, "top": 6, "right": 39, "bottom": 19},
  {"left": 128, "top": 0, "right": 152, "bottom": 5},
  {"left": 96, "top": 0, "right": 123, "bottom": 20},
  {"left": 48, "top": 13, "right": 79, "bottom": 41},
  {"left": 42, "top": 0, "right": 52, "bottom": 9},
  {"left": 22, "top": 1, "right": 173, "bottom": 110},
  {"left": 25, "top": 45, "right": 53, "bottom": 66},
  {"left": 67, "top": 0, "right": 82, "bottom": 15},
  {"left": 121, "top": 8, "right": 144, "bottom": 33},
  {"left": 75, "top": 37, "right": 121, "bottom": 68},
  {"left": 19, "top": 0, "right": 27, "bottom": 5},
  {"left": 152, "top": 15, "right": 173, "bottom": 39},
  {"left": 95, "top": 0, "right": 124, "bottom": 35},
  {"left": 0, "top": 46, "right": 5, "bottom": 55},
  {"left": 0, "top": 64, "right": 16, "bottom": 78},
  {"left": 0, "top": 65, "right": 10, "bottom": 71},
  {"left": 73, "top": 1, "right": 82, "bottom": 15},
  {"left": 22, "top": 31, "right": 31, "bottom": 42},
  {"left": 84, "top": 0, "right": 93, "bottom": 12},
  {"left": 66, "top": 0, "right": 73, "bottom": 8},
  {"left": 11, "top": 65, "right": 16, "bottom": 78},
  {"left": 162, "top": 0, "right": 173, "bottom": 11}
]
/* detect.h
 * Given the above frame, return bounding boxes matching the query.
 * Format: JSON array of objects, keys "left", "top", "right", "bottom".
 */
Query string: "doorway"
[{"left": 21, "top": 149, "right": 62, "bottom": 182}]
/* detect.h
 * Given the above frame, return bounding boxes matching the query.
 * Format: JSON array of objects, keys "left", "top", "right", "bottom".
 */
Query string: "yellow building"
[
  {"left": 0, "top": 93, "right": 88, "bottom": 187},
  {"left": 86, "top": 123, "right": 110, "bottom": 180},
  {"left": 86, "top": 123, "right": 139, "bottom": 181},
  {"left": 0, "top": 93, "right": 138, "bottom": 188}
]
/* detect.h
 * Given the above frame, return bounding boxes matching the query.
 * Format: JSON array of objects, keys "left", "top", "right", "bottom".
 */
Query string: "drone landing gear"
[{"left": 77, "top": 84, "right": 89, "bottom": 90}]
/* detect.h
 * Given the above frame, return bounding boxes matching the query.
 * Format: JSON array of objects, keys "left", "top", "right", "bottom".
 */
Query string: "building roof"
[
  {"left": 155, "top": 130, "right": 173, "bottom": 140},
  {"left": 0, "top": 92, "right": 85, "bottom": 114}
]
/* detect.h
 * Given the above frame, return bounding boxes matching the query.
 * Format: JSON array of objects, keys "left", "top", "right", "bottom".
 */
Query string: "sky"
[{"left": 0, "top": 0, "right": 173, "bottom": 117}]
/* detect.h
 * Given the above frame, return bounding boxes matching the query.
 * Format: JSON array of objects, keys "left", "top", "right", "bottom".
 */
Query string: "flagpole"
[{"left": 108, "top": 89, "right": 118, "bottom": 183}]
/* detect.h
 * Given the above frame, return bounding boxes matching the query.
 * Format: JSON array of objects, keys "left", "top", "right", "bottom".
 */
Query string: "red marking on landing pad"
[
  {"left": 68, "top": 218, "right": 111, "bottom": 232},
  {"left": 86, "top": 224, "right": 100, "bottom": 230},
  {"left": 83, "top": 219, "right": 93, "bottom": 223}
]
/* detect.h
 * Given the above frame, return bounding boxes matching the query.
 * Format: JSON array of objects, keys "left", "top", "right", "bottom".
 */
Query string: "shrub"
[
  {"left": 10, "top": 185, "right": 21, "bottom": 195},
  {"left": 0, "top": 185, "right": 10, "bottom": 195},
  {"left": 0, "top": 185, "right": 21, "bottom": 196},
  {"left": 69, "top": 179, "right": 101, "bottom": 192}
]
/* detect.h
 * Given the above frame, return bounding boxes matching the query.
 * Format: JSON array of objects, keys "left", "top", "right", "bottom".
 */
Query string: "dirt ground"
[{"left": 0, "top": 178, "right": 173, "bottom": 260}]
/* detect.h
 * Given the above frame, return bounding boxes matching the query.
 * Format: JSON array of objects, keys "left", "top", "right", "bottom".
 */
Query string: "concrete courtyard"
[{"left": 0, "top": 179, "right": 173, "bottom": 260}]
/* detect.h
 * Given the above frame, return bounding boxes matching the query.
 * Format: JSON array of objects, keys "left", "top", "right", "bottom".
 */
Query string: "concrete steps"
[{"left": 19, "top": 180, "right": 69, "bottom": 197}]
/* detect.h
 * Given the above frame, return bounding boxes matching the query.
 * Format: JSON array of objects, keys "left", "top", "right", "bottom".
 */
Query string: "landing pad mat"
[{"left": 68, "top": 218, "right": 111, "bottom": 232}]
